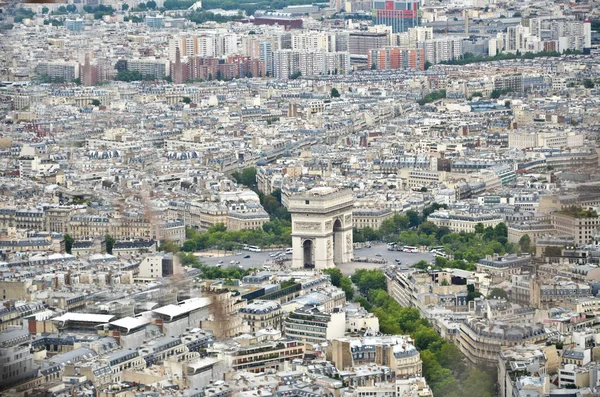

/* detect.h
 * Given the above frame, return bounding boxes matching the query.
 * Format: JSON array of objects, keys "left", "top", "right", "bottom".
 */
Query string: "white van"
[
  {"left": 262, "top": 265, "right": 271, "bottom": 271},
  {"left": 285, "top": 248, "right": 293, "bottom": 255},
  {"left": 248, "top": 245, "right": 261, "bottom": 252}
]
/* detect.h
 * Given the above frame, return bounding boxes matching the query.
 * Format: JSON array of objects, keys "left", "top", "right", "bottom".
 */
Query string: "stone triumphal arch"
[{"left": 287, "top": 188, "right": 354, "bottom": 269}]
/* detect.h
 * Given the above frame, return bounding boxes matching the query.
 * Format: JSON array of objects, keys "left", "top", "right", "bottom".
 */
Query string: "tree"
[
  {"left": 418, "top": 221, "right": 438, "bottom": 236},
  {"left": 406, "top": 210, "right": 422, "bottom": 228},
  {"left": 474, "top": 223, "right": 485, "bottom": 234},
  {"left": 236, "top": 167, "right": 257, "bottom": 187},
  {"left": 91, "top": 99, "right": 101, "bottom": 106},
  {"left": 545, "top": 246, "right": 562, "bottom": 257},
  {"left": 362, "top": 227, "right": 379, "bottom": 242},
  {"left": 494, "top": 222, "right": 508, "bottom": 238},
  {"left": 519, "top": 234, "right": 531, "bottom": 253},
  {"left": 105, "top": 234, "right": 115, "bottom": 254},
  {"left": 467, "top": 284, "right": 482, "bottom": 302},
  {"left": 42, "top": 6, "right": 49, "bottom": 14},
  {"left": 513, "top": 11, "right": 522, "bottom": 17},
  {"left": 323, "top": 268, "right": 343, "bottom": 287},
  {"left": 488, "top": 287, "right": 508, "bottom": 300},
  {"left": 424, "top": 61, "right": 432, "bottom": 70},
  {"left": 340, "top": 277, "right": 354, "bottom": 300},
  {"left": 289, "top": 71, "right": 301, "bottom": 80},
  {"left": 182, "top": 240, "right": 197, "bottom": 252},
  {"left": 414, "top": 326, "right": 440, "bottom": 351},
  {"left": 584, "top": 79, "right": 595, "bottom": 89},
  {"left": 64, "top": 234, "right": 74, "bottom": 254},
  {"left": 159, "top": 240, "right": 180, "bottom": 253},
  {"left": 122, "top": 3, "right": 129, "bottom": 10},
  {"left": 182, "top": 96, "right": 192, "bottom": 104},
  {"left": 351, "top": 269, "right": 387, "bottom": 295},
  {"left": 146, "top": 0, "right": 157, "bottom": 9},
  {"left": 330, "top": 87, "right": 340, "bottom": 98}
]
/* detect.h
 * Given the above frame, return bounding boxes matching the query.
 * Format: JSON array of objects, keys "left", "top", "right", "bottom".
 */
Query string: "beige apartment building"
[
  {"left": 239, "top": 300, "right": 284, "bottom": 333},
  {"left": 507, "top": 222, "right": 555, "bottom": 245},
  {"left": 226, "top": 210, "right": 270, "bottom": 231},
  {"left": 217, "top": 338, "right": 304, "bottom": 374},
  {"left": 328, "top": 336, "right": 422, "bottom": 378},
  {"left": 353, "top": 208, "right": 394, "bottom": 231},
  {"left": 551, "top": 212, "right": 600, "bottom": 245},
  {"left": 45, "top": 207, "right": 74, "bottom": 234},
  {"left": 428, "top": 211, "right": 503, "bottom": 233},
  {"left": 457, "top": 319, "right": 548, "bottom": 366}
]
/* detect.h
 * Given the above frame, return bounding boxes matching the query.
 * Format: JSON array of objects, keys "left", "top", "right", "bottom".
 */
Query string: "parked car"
[{"left": 243, "top": 255, "right": 251, "bottom": 259}]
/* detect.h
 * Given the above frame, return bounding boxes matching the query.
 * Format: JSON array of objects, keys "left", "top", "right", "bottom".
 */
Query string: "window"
[{"left": 305, "top": 200, "right": 310, "bottom": 204}]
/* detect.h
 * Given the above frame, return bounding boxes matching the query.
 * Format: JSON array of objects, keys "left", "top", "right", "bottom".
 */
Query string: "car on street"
[
  {"left": 375, "top": 253, "right": 382, "bottom": 257},
  {"left": 243, "top": 255, "right": 251, "bottom": 259}
]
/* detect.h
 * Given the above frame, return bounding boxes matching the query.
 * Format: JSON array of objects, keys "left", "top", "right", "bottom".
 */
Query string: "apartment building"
[
  {"left": 216, "top": 338, "right": 304, "bottom": 373},
  {"left": 401, "top": 169, "right": 446, "bottom": 188},
  {"left": 530, "top": 280, "right": 592, "bottom": 309},
  {"left": 0, "top": 328, "right": 37, "bottom": 390},
  {"left": 457, "top": 318, "right": 547, "bottom": 366},
  {"left": 105, "top": 349, "right": 146, "bottom": 382},
  {"left": 372, "top": 0, "right": 420, "bottom": 33},
  {"left": 419, "top": 37, "right": 463, "bottom": 64},
  {"left": 138, "top": 254, "right": 175, "bottom": 279},
  {"left": 127, "top": 59, "right": 169, "bottom": 79},
  {"left": 348, "top": 32, "right": 389, "bottom": 56},
  {"left": 353, "top": 208, "right": 394, "bottom": 231},
  {"left": 428, "top": 211, "right": 503, "bottom": 233},
  {"left": 226, "top": 209, "right": 270, "bottom": 231},
  {"left": 272, "top": 50, "right": 350, "bottom": 79},
  {"left": 283, "top": 305, "right": 345, "bottom": 344},
  {"left": 507, "top": 222, "right": 555, "bottom": 245},
  {"left": 368, "top": 47, "right": 425, "bottom": 71},
  {"left": 239, "top": 300, "right": 284, "bottom": 333},
  {"left": 34, "top": 61, "right": 79, "bottom": 81},
  {"left": 551, "top": 212, "right": 600, "bottom": 245},
  {"left": 476, "top": 255, "right": 532, "bottom": 279},
  {"left": 328, "top": 336, "right": 422, "bottom": 378}
]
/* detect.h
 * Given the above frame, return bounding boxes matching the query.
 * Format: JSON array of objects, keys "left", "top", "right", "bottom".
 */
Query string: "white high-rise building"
[
  {"left": 419, "top": 37, "right": 463, "bottom": 63},
  {"left": 291, "top": 32, "right": 333, "bottom": 51},
  {"left": 273, "top": 50, "right": 350, "bottom": 79},
  {"left": 584, "top": 19, "right": 592, "bottom": 52}
]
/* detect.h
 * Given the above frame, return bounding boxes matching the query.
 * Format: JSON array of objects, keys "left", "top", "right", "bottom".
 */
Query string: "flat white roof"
[
  {"left": 153, "top": 297, "right": 212, "bottom": 319},
  {"left": 52, "top": 313, "right": 115, "bottom": 323},
  {"left": 109, "top": 316, "right": 150, "bottom": 331}
]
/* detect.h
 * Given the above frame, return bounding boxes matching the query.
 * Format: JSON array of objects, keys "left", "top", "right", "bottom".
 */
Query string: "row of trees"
[
  {"left": 230, "top": 168, "right": 291, "bottom": 222},
  {"left": 115, "top": 70, "right": 157, "bottom": 82},
  {"left": 353, "top": 270, "right": 496, "bottom": 397},
  {"left": 323, "top": 268, "right": 354, "bottom": 300},
  {"left": 82, "top": 4, "right": 115, "bottom": 19},
  {"left": 187, "top": 11, "right": 238, "bottom": 24},
  {"left": 354, "top": 204, "right": 448, "bottom": 243},
  {"left": 180, "top": 221, "right": 292, "bottom": 252},
  {"left": 417, "top": 90, "right": 447, "bottom": 105}
]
